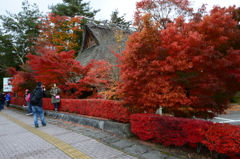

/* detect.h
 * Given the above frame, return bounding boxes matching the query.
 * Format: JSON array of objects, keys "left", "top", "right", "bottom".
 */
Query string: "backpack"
[
  {"left": 30, "top": 89, "right": 41, "bottom": 105},
  {"left": 25, "top": 93, "right": 31, "bottom": 102}
]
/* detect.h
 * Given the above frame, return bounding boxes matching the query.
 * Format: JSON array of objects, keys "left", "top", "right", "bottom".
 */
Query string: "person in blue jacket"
[{"left": 5, "top": 92, "right": 12, "bottom": 107}]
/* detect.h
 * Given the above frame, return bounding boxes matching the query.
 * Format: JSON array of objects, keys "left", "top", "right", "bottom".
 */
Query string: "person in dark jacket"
[
  {"left": 0, "top": 92, "right": 5, "bottom": 111},
  {"left": 30, "top": 82, "right": 46, "bottom": 128}
]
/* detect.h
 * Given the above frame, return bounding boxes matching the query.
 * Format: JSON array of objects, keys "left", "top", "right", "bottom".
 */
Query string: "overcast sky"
[{"left": 0, "top": 0, "right": 240, "bottom": 21}]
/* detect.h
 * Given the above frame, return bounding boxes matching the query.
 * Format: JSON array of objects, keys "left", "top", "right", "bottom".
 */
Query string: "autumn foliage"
[
  {"left": 130, "top": 114, "right": 240, "bottom": 158},
  {"left": 26, "top": 47, "right": 111, "bottom": 98},
  {"left": 134, "top": 0, "right": 194, "bottom": 28},
  {"left": 9, "top": 45, "right": 111, "bottom": 99},
  {"left": 6, "top": 66, "right": 36, "bottom": 93},
  {"left": 130, "top": 114, "right": 213, "bottom": 146},
  {"left": 37, "top": 13, "right": 83, "bottom": 52},
  {"left": 201, "top": 123, "right": 240, "bottom": 158},
  {"left": 118, "top": 6, "right": 240, "bottom": 118}
]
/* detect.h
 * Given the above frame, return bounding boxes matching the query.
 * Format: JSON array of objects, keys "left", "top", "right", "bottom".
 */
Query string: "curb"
[{"left": 45, "top": 111, "right": 134, "bottom": 138}]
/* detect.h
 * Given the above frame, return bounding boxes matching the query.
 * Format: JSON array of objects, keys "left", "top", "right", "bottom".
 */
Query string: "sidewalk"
[{"left": 0, "top": 108, "right": 183, "bottom": 159}]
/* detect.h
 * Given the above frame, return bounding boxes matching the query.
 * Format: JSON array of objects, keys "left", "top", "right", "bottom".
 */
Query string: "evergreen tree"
[
  {"left": 49, "top": 0, "right": 99, "bottom": 18},
  {"left": 0, "top": 0, "right": 42, "bottom": 70},
  {"left": 110, "top": 9, "right": 132, "bottom": 27},
  {"left": 0, "top": 0, "right": 42, "bottom": 91}
]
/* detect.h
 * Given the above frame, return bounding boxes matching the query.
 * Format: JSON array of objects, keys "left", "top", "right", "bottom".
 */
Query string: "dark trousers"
[
  {"left": 0, "top": 101, "right": 4, "bottom": 110},
  {"left": 54, "top": 103, "right": 59, "bottom": 110},
  {"left": 6, "top": 100, "right": 10, "bottom": 107}
]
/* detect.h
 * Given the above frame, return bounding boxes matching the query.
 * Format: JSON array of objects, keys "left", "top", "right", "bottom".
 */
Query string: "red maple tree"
[
  {"left": 134, "top": 0, "right": 194, "bottom": 29},
  {"left": 118, "top": 6, "right": 240, "bottom": 118},
  {"left": 26, "top": 46, "right": 111, "bottom": 98},
  {"left": 37, "top": 13, "right": 83, "bottom": 53},
  {"left": 6, "top": 66, "right": 36, "bottom": 94}
]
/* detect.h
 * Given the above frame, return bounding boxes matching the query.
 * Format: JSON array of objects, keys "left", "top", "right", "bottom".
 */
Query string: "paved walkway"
[{"left": 0, "top": 108, "right": 182, "bottom": 159}]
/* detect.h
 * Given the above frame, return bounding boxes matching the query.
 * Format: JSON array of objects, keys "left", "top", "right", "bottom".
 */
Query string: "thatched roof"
[{"left": 75, "top": 22, "right": 135, "bottom": 66}]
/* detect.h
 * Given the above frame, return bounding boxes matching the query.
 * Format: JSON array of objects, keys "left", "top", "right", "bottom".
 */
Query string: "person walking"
[
  {"left": 30, "top": 82, "right": 47, "bottom": 128},
  {"left": 24, "top": 89, "right": 33, "bottom": 115},
  {"left": 5, "top": 92, "right": 11, "bottom": 107},
  {"left": 50, "top": 83, "right": 61, "bottom": 112},
  {"left": 0, "top": 92, "right": 5, "bottom": 111}
]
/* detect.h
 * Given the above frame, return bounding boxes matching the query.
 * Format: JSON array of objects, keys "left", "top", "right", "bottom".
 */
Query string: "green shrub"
[{"left": 230, "top": 92, "right": 240, "bottom": 103}]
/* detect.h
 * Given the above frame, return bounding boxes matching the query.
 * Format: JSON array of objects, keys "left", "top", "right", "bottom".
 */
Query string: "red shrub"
[
  {"left": 130, "top": 114, "right": 213, "bottom": 146},
  {"left": 43, "top": 98, "right": 52, "bottom": 110},
  {"left": 130, "top": 114, "right": 160, "bottom": 141},
  {"left": 201, "top": 123, "right": 240, "bottom": 158},
  {"left": 180, "top": 119, "right": 213, "bottom": 147},
  {"left": 131, "top": 114, "right": 240, "bottom": 158},
  {"left": 11, "top": 97, "right": 25, "bottom": 106}
]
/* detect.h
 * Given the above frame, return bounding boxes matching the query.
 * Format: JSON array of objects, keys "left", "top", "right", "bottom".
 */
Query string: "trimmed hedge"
[
  {"left": 11, "top": 97, "right": 25, "bottom": 106},
  {"left": 130, "top": 114, "right": 213, "bottom": 147},
  {"left": 130, "top": 114, "right": 240, "bottom": 158},
  {"left": 11, "top": 97, "right": 131, "bottom": 123},
  {"left": 201, "top": 123, "right": 240, "bottom": 158}
]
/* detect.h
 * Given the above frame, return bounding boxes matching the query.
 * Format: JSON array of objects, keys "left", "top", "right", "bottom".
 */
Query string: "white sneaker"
[
  {"left": 25, "top": 113, "right": 30, "bottom": 115},
  {"left": 29, "top": 113, "right": 33, "bottom": 115}
]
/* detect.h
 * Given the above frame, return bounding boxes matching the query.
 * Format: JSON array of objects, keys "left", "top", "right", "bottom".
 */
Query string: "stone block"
[{"left": 45, "top": 110, "right": 134, "bottom": 138}]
